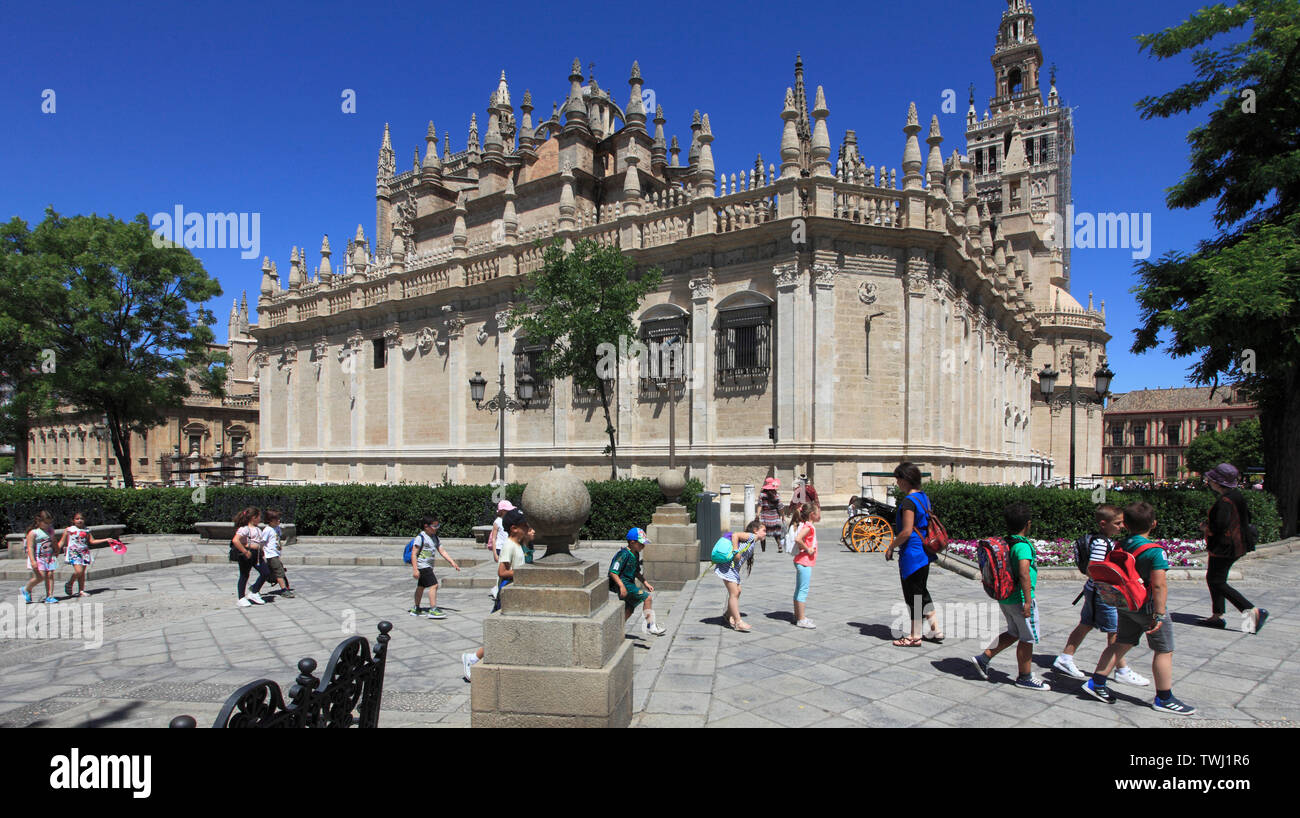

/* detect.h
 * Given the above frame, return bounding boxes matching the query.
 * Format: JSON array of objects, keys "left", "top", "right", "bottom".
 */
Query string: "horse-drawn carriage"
[{"left": 839, "top": 472, "right": 902, "bottom": 553}]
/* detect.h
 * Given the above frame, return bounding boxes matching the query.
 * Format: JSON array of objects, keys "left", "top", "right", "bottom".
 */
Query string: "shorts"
[
  {"left": 266, "top": 557, "right": 286, "bottom": 580},
  {"left": 999, "top": 600, "right": 1040, "bottom": 644},
  {"left": 1080, "top": 586, "right": 1118, "bottom": 633},
  {"left": 416, "top": 567, "right": 438, "bottom": 588},
  {"left": 793, "top": 563, "right": 812, "bottom": 603},
  {"left": 30, "top": 556, "right": 57, "bottom": 573},
  {"left": 611, "top": 578, "right": 649, "bottom": 609},
  {"left": 1117, "top": 609, "right": 1175, "bottom": 652},
  {"left": 491, "top": 578, "right": 511, "bottom": 613}
]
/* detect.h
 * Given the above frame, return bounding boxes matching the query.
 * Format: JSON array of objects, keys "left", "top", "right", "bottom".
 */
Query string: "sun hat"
[
  {"left": 762, "top": 477, "right": 780, "bottom": 491},
  {"left": 497, "top": 499, "right": 516, "bottom": 512},
  {"left": 1205, "top": 463, "right": 1240, "bottom": 488},
  {"left": 109, "top": 539, "right": 127, "bottom": 555},
  {"left": 626, "top": 527, "right": 650, "bottom": 544}
]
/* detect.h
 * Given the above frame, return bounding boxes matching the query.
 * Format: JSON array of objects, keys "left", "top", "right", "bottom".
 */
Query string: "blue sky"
[{"left": 1, "top": 0, "right": 1231, "bottom": 393}]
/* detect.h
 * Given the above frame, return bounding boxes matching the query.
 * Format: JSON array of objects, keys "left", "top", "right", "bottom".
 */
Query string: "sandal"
[
  {"left": 1252, "top": 608, "right": 1269, "bottom": 635},
  {"left": 892, "top": 636, "right": 923, "bottom": 647},
  {"left": 923, "top": 631, "right": 945, "bottom": 643}
]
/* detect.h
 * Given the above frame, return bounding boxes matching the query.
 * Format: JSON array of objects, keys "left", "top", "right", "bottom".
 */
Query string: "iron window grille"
[
  {"left": 716, "top": 305, "right": 771, "bottom": 382},
  {"left": 639, "top": 315, "right": 690, "bottom": 393},
  {"left": 512, "top": 337, "right": 551, "bottom": 400}
]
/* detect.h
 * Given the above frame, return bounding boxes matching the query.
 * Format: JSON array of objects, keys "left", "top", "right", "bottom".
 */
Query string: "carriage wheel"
[{"left": 849, "top": 516, "right": 893, "bottom": 553}]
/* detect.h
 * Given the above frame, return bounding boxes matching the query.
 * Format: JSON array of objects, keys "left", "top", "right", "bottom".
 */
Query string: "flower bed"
[{"left": 948, "top": 538, "right": 1207, "bottom": 569}]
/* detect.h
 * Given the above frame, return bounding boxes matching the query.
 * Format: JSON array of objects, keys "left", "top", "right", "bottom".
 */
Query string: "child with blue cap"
[{"left": 609, "top": 527, "right": 666, "bottom": 636}]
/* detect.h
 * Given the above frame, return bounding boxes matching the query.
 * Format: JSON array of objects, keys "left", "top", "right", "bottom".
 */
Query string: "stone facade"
[
  {"left": 250, "top": 1, "right": 1104, "bottom": 497},
  {"left": 25, "top": 299, "right": 259, "bottom": 486}
]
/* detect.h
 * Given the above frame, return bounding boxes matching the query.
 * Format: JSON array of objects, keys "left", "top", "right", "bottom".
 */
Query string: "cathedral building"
[{"left": 249, "top": 0, "right": 1106, "bottom": 495}]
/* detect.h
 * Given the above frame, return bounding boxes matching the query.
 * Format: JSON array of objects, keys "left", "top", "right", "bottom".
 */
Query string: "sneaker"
[
  {"left": 1251, "top": 608, "right": 1269, "bottom": 635},
  {"left": 1152, "top": 695, "right": 1197, "bottom": 716},
  {"left": 245, "top": 591, "right": 265, "bottom": 604},
  {"left": 642, "top": 621, "right": 667, "bottom": 636},
  {"left": 1114, "top": 666, "right": 1150, "bottom": 687},
  {"left": 1082, "top": 679, "right": 1116, "bottom": 704},
  {"left": 1052, "top": 654, "right": 1086, "bottom": 679},
  {"left": 20, "top": 587, "right": 31, "bottom": 604},
  {"left": 43, "top": 596, "right": 59, "bottom": 604},
  {"left": 971, "top": 653, "right": 991, "bottom": 680},
  {"left": 281, "top": 590, "right": 295, "bottom": 599},
  {"left": 426, "top": 608, "right": 447, "bottom": 620},
  {"left": 796, "top": 619, "right": 817, "bottom": 629},
  {"left": 236, "top": 597, "right": 253, "bottom": 608},
  {"left": 409, "top": 607, "right": 425, "bottom": 617},
  {"left": 1015, "top": 675, "right": 1051, "bottom": 692},
  {"left": 461, "top": 652, "right": 478, "bottom": 682}
]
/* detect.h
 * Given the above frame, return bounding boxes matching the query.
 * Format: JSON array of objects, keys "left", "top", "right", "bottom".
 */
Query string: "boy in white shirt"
[
  {"left": 462, "top": 509, "right": 531, "bottom": 680},
  {"left": 261, "top": 509, "right": 294, "bottom": 598}
]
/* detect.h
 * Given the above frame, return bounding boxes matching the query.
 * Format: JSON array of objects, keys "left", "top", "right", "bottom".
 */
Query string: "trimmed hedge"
[
  {"left": 0, "top": 478, "right": 703, "bottom": 541},
  {"left": 913, "top": 482, "right": 1282, "bottom": 543}
]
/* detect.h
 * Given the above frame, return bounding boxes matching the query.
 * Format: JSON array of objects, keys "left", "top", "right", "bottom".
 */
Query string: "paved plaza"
[{"left": 0, "top": 535, "right": 1296, "bottom": 728}]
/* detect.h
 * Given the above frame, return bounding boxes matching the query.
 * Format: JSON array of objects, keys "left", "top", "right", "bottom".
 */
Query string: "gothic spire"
[{"left": 625, "top": 61, "right": 646, "bottom": 132}]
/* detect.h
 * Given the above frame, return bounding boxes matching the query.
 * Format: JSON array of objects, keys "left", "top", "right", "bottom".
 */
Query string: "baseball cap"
[
  {"left": 497, "top": 499, "right": 516, "bottom": 512},
  {"left": 502, "top": 508, "right": 529, "bottom": 531},
  {"left": 626, "top": 527, "right": 650, "bottom": 544}
]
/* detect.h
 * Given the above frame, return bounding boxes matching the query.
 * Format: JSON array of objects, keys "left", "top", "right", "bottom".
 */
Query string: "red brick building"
[{"left": 1102, "top": 386, "right": 1259, "bottom": 480}]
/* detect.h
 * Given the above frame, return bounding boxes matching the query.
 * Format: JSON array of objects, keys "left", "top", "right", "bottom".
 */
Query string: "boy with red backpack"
[
  {"left": 1081, "top": 502, "right": 1195, "bottom": 715},
  {"left": 1051, "top": 505, "right": 1149, "bottom": 687},
  {"left": 971, "top": 502, "right": 1050, "bottom": 691}
]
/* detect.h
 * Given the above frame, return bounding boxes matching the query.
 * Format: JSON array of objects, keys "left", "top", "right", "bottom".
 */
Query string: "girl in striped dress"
[{"left": 759, "top": 477, "right": 783, "bottom": 553}]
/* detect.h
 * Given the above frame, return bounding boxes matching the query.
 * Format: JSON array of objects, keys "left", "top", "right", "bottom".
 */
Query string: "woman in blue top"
[{"left": 884, "top": 462, "right": 942, "bottom": 646}]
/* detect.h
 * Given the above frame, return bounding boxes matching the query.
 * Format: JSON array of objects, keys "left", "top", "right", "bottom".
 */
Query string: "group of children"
[
  {"left": 708, "top": 502, "right": 823, "bottom": 632},
  {"left": 973, "top": 500, "right": 1199, "bottom": 715},
  {"left": 229, "top": 507, "right": 294, "bottom": 607},
  {"left": 19, "top": 510, "right": 115, "bottom": 603}
]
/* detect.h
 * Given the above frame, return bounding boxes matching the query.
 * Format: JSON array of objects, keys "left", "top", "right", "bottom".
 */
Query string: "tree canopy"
[{"left": 1130, "top": 0, "right": 1300, "bottom": 536}]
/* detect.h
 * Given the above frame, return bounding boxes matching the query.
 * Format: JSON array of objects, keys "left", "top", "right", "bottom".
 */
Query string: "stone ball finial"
[
  {"left": 657, "top": 468, "right": 686, "bottom": 503},
  {"left": 520, "top": 468, "right": 591, "bottom": 560}
]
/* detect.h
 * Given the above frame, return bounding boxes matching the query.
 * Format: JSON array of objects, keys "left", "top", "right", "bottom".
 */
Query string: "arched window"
[
  {"left": 715, "top": 291, "right": 773, "bottom": 382},
  {"left": 1008, "top": 68, "right": 1024, "bottom": 96},
  {"left": 638, "top": 303, "right": 690, "bottom": 392}
]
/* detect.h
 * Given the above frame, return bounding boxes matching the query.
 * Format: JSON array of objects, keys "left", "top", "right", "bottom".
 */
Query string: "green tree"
[
  {"left": 1184, "top": 417, "right": 1264, "bottom": 475},
  {"left": 0, "top": 217, "right": 63, "bottom": 478},
  {"left": 506, "top": 239, "right": 662, "bottom": 478},
  {"left": 7, "top": 208, "right": 225, "bottom": 487},
  {"left": 1131, "top": 0, "right": 1300, "bottom": 535}
]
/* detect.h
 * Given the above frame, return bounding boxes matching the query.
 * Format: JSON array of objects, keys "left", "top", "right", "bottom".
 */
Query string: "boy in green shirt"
[
  {"left": 1083, "top": 502, "right": 1195, "bottom": 715},
  {"left": 609, "top": 528, "right": 666, "bottom": 636},
  {"left": 972, "top": 502, "right": 1049, "bottom": 691}
]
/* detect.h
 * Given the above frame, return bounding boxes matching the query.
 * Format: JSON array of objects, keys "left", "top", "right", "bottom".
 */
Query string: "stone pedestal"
[
  {"left": 470, "top": 468, "right": 633, "bottom": 728},
  {"left": 644, "top": 503, "right": 701, "bottom": 590}
]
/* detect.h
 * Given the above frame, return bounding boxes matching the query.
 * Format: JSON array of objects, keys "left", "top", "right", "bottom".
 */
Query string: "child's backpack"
[
  {"left": 976, "top": 539, "right": 1017, "bottom": 601},
  {"left": 710, "top": 533, "right": 735, "bottom": 565},
  {"left": 402, "top": 535, "right": 420, "bottom": 565},
  {"left": 1086, "top": 544, "right": 1160, "bottom": 611},
  {"left": 1073, "top": 534, "right": 1113, "bottom": 575}
]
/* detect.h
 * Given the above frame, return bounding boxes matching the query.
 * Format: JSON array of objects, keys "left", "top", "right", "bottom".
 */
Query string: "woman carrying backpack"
[
  {"left": 884, "top": 462, "right": 942, "bottom": 646},
  {"left": 1198, "top": 463, "right": 1268, "bottom": 634}
]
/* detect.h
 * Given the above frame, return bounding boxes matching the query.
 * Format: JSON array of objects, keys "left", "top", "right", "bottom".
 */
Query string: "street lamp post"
[
  {"left": 655, "top": 335, "right": 686, "bottom": 471},
  {"left": 469, "top": 363, "right": 532, "bottom": 484},
  {"left": 1038, "top": 354, "right": 1114, "bottom": 489}
]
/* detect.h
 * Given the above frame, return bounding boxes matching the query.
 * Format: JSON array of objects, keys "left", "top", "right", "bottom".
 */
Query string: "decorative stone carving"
[
  {"left": 773, "top": 262, "right": 800, "bottom": 291},
  {"left": 907, "top": 274, "right": 928, "bottom": 295},
  {"left": 312, "top": 339, "right": 329, "bottom": 360},
  {"left": 857, "top": 280, "right": 879, "bottom": 305},
  {"left": 445, "top": 313, "right": 466, "bottom": 339},
  {"left": 812, "top": 263, "right": 838, "bottom": 290},
  {"left": 416, "top": 327, "right": 436, "bottom": 353},
  {"left": 688, "top": 270, "right": 715, "bottom": 301},
  {"left": 384, "top": 325, "right": 402, "bottom": 347},
  {"left": 253, "top": 351, "right": 269, "bottom": 370}
]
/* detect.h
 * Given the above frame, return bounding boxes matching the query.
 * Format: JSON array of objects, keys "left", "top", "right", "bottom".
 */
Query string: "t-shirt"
[
  {"left": 262, "top": 525, "right": 282, "bottom": 559},
  {"left": 1002, "top": 535, "right": 1038, "bottom": 605},
  {"left": 65, "top": 526, "right": 92, "bottom": 560},
  {"left": 895, "top": 492, "right": 931, "bottom": 579},
  {"left": 793, "top": 523, "right": 817, "bottom": 567},
  {"left": 31, "top": 528, "right": 54, "bottom": 560},
  {"left": 413, "top": 531, "right": 439, "bottom": 570},
  {"left": 493, "top": 519, "right": 510, "bottom": 554},
  {"left": 237, "top": 525, "right": 264, "bottom": 556},
  {"left": 498, "top": 537, "right": 527, "bottom": 574},
  {"left": 1081, "top": 533, "right": 1114, "bottom": 593},
  {"left": 1124, "top": 534, "right": 1169, "bottom": 583},
  {"left": 609, "top": 546, "right": 641, "bottom": 587}
]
